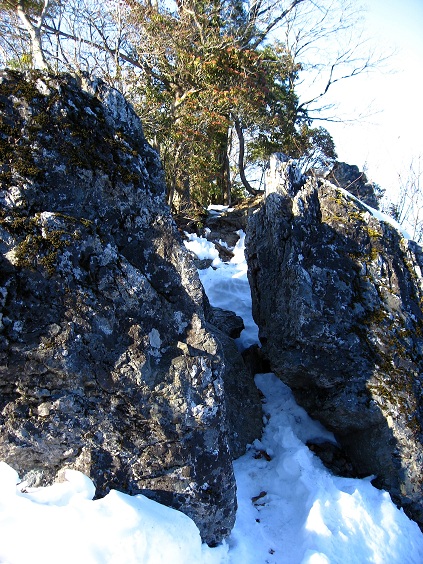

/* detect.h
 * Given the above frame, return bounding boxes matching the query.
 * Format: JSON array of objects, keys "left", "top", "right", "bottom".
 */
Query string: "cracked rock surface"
[
  {"left": 246, "top": 154, "right": 423, "bottom": 528},
  {"left": 0, "top": 70, "right": 236, "bottom": 545}
]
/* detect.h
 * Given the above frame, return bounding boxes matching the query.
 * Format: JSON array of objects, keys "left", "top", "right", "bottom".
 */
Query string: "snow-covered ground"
[{"left": 1, "top": 213, "right": 423, "bottom": 563}]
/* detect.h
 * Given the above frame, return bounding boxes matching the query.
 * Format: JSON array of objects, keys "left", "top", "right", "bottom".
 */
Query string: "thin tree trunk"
[
  {"left": 16, "top": 0, "right": 50, "bottom": 70},
  {"left": 217, "top": 134, "right": 231, "bottom": 205},
  {"left": 234, "top": 118, "right": 259, "bottom": 196},
  {"left": 223, "top": 149, "right": 231, "bottom": 205},
  {"left": 29, "top": 25, "right": 48, "bottom": 70}
]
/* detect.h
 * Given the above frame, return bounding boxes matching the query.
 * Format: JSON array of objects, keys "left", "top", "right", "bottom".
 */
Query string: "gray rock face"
[
  {"left": 207, "top": 306, "right": 244, "bottom": 339},
  {"left": 0, "top": 70, "right": 236, "bottom": 544},
  {"left": 265, "top": 153, "right": 306, "bottom": 197},
  {"left": 327, "top": 161, "right": 380, "bottom": 209},
  {"left": 246, "top": 155, "right": 423, "bottom": 526},
  {"left": 208, "top": 324, "right": 263, "bottom": 459}
]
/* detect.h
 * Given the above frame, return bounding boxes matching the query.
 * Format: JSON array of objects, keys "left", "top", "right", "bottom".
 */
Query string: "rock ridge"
[{"left": 246, "top": 154, "right": 423, "bottom": 526}]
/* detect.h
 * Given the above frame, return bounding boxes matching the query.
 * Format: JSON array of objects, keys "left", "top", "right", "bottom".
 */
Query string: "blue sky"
[{"left": 326, "top": 0, "right": 423, "bottom": 201}]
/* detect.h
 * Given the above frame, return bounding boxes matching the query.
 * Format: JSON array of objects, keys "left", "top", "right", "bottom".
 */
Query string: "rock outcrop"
[
  {"left": 0, "top": 70, "right": 236, "bottom": 544},
  {"left": 327, "top": 161, "right": 380, "bottom": 209},
  {"left": 246, "top": 154, "right": 423, "bottom": 526}
]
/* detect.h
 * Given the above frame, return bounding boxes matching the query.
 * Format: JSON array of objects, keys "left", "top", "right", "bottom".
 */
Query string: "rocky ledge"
[{"left": 245, "top": 154, "right": 423, "bottom": 527}]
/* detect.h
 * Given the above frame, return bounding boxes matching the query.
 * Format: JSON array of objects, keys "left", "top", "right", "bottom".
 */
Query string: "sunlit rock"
[
  {"left": 246, "top": 153, "right": 423, "bottom": 527},
  {"left": 0, "top": 69, "right": 236, "bottom": 545}
]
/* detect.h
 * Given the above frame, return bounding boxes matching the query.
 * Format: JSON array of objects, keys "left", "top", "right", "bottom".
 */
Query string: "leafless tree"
[
  {"left": 0, "top": 0, "right": 389, "bottom": 207},
  {"left": 0, "top": 1, "right": 386, "bottom": 103},
  {"left": 386, "top": 156, "right": 423, "bottom": 243},
  {"left": 281, "top": 0, "right": 388, "bottom": 121},
  {"left": 0, "top": 1, "right": 55, "bottom": 69}
]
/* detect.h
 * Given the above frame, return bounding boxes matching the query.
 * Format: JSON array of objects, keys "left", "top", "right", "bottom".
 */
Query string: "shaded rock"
[
  {"left": 327, "top": 161, "right": 380, "bottom": 209},
  {"left": 0, "top": 70, "right": 236, "bottom": 544},
  {"left": 245, "top": 154, "right": 423, "bottom": 526},
  {"left": 307, "top": 441, "right": 361, "bottom": 479},
  {"left": 204, "top": 197, "right": 263, "bottom": 251},
  {"left": 192, "top": 257, "right": 214, "bottom": 270},
  {"left": 208, "top": 307, "right": 244, "bottom": 339},
  {"left": 175, "top": 196, "right": 263, "bottom": 263},
  {"left": 264, "top": 153, "right": 306, "bottom": 197},
  {"left": 176, "top": 200, "right": 265, "bottom": 460},
  {"left": 208, "top": 326, "right": 263, "bottom": 459},
  {"left": 241, "top": 344, "right": 270, "bottom": 379}
]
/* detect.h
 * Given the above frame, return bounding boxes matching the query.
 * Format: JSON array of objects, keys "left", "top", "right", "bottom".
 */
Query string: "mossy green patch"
[
  {"left": 367, "top": 227, "right": 381, "bottom": 239},
  {"left": 0, "top": 70, "right": 144, "bottom": 195},
  {"left": 13, "top": 228, "right": 70, "bottom": 275},
  {"left": 0, "top": 69, "right": 45, "bottom": 102},
  {"left": 1, "top": 211, "right": 94, "bottom": 276}
]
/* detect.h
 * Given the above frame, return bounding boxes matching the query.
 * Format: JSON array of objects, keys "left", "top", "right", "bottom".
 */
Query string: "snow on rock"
[
  {"left": 184, "top": 231, "right": 220, "bottom": 263},
  {"left": 208, "top": 205, "right": 234, "bottom": 215},
  {"left": 246, "top": 173, "right": 423, "bottom": 526},
  {"left": 1, "top": 169, "right": 423, "bottom": 561},
  {"left": 1, "top": 370, "right": 423, "bottom": 564},
  {"left": 184, "top": 223, "right": 423, "bottom": 564},
  {"left": 0, "top": 69, "right": 236, "bottom": 546},
  {"left": 338, "top": 185, "right": 412, "bottom": 239},
  {"left": 18, "top": 468, "right": 96, "bottom": 506},
  {"left": 1, "top": 231, "right": 423, "bottom": 562},
  {"left": 0, "top": 463, "right": 211, "bottom": 564}
]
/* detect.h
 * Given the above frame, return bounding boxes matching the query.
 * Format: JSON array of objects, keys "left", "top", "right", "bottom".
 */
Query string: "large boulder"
[
  {"left": 327, "top": 161, "right": 381, "bottom": 209},
  {"left": 0, "top": 70, "right": 236, "bottom": 545},
  {"left": 246, "top": 154, "right": 423, "bottom": 526}
]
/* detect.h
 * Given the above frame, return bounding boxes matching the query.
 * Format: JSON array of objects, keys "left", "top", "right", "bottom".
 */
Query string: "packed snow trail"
[{"left": 185, "top": 228, "right": 258, "bottom": 349}]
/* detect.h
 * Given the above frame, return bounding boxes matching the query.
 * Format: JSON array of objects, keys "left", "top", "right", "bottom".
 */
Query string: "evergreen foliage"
[{"left": 107, "top": 0, "right": 338, "bottom": 207}]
